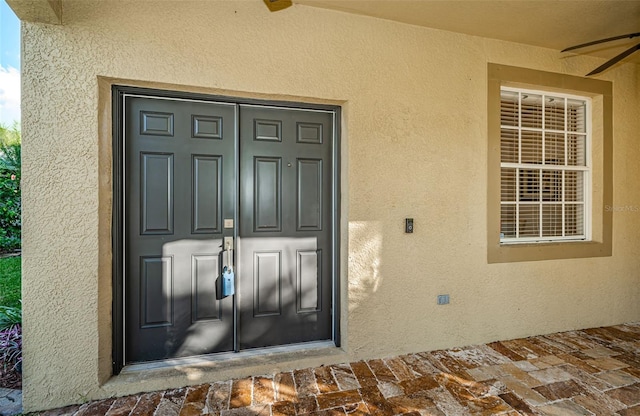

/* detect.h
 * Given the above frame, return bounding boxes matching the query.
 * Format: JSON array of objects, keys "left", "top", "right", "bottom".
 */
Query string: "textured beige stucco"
[
  {"left": 6, "top": 0, "right": 62, "bottom": 24},
  {"left": 21, "top": 1, "right": 640, "bottom": 411}
]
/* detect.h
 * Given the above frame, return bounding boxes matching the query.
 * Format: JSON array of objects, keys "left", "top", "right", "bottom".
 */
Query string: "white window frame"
[{"left": 499, "top": 86, "right": 592, "bottom": 244}]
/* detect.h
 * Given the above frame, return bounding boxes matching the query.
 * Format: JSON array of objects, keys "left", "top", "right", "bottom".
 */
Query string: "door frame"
[{"left": 111, "top": 85, "right": 341, "bottom": 374}]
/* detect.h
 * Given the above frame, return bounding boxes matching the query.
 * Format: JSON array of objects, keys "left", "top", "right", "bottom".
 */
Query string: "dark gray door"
[
  {"left": 125, "top": 97, "right": 236, "bottom": 362},
  {"left": 237, "top": 106, "right": 333, "bottom": 349},
  {"left": 124, "top": 96, "right": 335, "bottom": 363}
]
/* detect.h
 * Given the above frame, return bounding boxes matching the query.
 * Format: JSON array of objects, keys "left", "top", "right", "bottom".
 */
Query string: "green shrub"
[{"left": 0, "top": 124, "right": 20, "bottom": 253}]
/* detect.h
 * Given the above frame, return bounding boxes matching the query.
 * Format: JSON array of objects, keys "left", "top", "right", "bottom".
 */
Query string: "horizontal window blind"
[{"left": 500, "top": 87, "right": 590, "bottom": 243}]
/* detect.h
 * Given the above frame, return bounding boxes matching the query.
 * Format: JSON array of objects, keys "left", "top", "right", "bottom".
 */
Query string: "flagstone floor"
[{"left": 40, "top": 323, "right": 640, "bottom": 416}]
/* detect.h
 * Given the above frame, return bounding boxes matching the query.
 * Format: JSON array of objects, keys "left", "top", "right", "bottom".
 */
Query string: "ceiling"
[{"left": 296, "top": 0, "right": 640, "bottom": 64}]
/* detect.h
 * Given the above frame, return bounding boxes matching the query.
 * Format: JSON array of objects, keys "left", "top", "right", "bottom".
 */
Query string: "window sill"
[
  {"left": 488, "top": 239, "right": 611, "bottom": 263},
  {"left": 500, "top": 238, "right": 587, "bottom": 245}
]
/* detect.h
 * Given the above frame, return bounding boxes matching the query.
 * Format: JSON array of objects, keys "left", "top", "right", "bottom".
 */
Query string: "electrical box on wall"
[
  {"left": 437, "top": 294, "right": 450, "bottom": 305},
  {"left": 405, "top": 218, "right": 414, "bottom": 233}
]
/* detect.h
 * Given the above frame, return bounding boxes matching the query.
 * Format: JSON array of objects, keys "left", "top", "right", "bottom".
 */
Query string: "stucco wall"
[{"left": 21, "top": 0, "right": 640, "bottom": 411}]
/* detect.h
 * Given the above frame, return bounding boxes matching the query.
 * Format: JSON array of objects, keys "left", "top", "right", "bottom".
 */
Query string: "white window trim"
[{"left": 499, "top": 86, "right": 592, "bottom": 244}]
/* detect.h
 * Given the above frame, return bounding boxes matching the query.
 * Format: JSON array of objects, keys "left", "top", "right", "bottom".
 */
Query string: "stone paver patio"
[
  {"left": 38, "top": 323, "right": 640, "bottom": 416},
  {"left": 0, "top": 388, "right": 21, "bottom": 416}
]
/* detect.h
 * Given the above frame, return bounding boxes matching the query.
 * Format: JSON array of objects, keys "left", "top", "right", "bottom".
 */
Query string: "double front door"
[{"left": 123, "top": 94, "right": 337, "bottom": 363}]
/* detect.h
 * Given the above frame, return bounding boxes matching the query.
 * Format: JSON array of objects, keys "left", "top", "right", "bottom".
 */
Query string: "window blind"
[{"left": 499, "top": 88, "right": 589, "bottom": 242}]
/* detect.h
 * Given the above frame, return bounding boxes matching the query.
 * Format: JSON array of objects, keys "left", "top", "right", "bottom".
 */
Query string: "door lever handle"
[
  {"left": 221, "top": 236, "right": 235, "bottom": 297},
  {"left": 223, "top": 236, "right": 234, "bottom": 270}
]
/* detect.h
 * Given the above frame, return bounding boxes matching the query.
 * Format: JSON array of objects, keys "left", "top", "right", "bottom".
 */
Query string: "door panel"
[
  {"left": 297, "top": 249, "right": 321, "bottom": 312},
  {"left": 192, "top": 254, "right": 221, "bottom": 320},
  {"left": 125, "top": 97, "right": 236, "bottom": 363},
  {"left": 297, "top": 159, "right": 323, "bottom": 230},
  {"left": 192, "top": 155, "right": 222, "bottom": 233},
  {"left": 238, "top": 106, "right": 333, "bottom": 350},
  {"left": 254, "top": 157, "right": 282, "bottom": 231},
  {"left": 140, "top": 256, "right": 173, "bottom": 327},
  {"left": 140, "top": 153, "right": 174, "bottom": 234},
  {"left": 253, "top": 251, "right": 282, "bottom": 316}
]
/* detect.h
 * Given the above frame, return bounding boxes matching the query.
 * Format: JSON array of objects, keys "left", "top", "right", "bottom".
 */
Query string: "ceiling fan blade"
[
  {"left": 263, "top": 0, "right": 292, "bottom": 12},
  {"left": 562, "top": 32, "right": 640, "bottom": 52},
  {"left": 586, "top": 42, "right": 640, "bottom": 76}
]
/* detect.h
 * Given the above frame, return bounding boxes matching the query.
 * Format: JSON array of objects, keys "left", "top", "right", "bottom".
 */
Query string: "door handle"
[
  {"left": 222, "top": 236, "right": 235, "bottom": 297},
  {"left": 223, "top": 236, "right": 234, "bottom": 269}
]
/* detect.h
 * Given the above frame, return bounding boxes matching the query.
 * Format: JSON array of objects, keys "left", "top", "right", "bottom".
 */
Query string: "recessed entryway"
[{"left": 112, "top": 87, "right": 340, "bottom": 371}]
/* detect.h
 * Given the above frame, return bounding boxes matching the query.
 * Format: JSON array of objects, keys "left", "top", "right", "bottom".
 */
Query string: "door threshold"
[
  {"left": 105, "top": 340, "right": 347, "bottom": 397},
  {"left": 121, "top": 340, "right": 337, "bottom": 374}
]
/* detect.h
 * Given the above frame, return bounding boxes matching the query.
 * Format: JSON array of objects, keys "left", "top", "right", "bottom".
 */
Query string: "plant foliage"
[
  {"left": 0, "top": 305, "right": 21, "bottom": 330},
  {"left": 0, "top": 324, "right": 21, "bottom": 370},
  {"left": 0, "top": 123, "right": 21, "bottom": 253}
]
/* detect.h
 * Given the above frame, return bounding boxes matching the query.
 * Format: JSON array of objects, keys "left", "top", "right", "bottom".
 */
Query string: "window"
[
  {"left": 487, "top": 64, "right": 612, "bottom": 263},
  {"left": 499, "top": 88, "right": 590, "bottom": 243}
]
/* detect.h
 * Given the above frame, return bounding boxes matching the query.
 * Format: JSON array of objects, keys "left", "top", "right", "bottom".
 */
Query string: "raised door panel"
[
  {"left": 297, "top": 159, "right": 323, "bottom": 231},
  {"left": 254, "top": 157, "right": 282, "bottom": 232},
  {"left": 140, "top": 153, "right": 174, "bottom": 235},
  {"left": 192, "top": 155, "right": 222, "bottom": 234},
  {"left": 253, "top": 251, "right": 282, "bottom": 317},
  {"left": 140, "top": 256, "right": 173, "bottom": 328},
  {"left": 192, "top": 254, "right": 221, "bottom": 321},
  {"left": 192, "top": 115, "right": 223, "bottom": 139},
  {"left": 297, "top": 250, "right": 320, "bottom": 313},
  {"left": 141, "top": 111, "right": 174, "bottom": 136},
  {"left": 296, "top": 122, "right": 323, "bottom": 144},
  {"left": 255, "top": 119, "right": 282, "bottom": 142}
]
